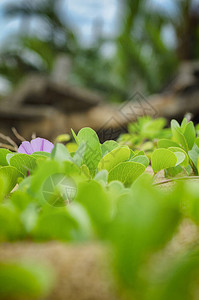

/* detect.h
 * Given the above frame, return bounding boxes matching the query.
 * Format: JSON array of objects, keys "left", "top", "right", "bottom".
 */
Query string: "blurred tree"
[
  {"left": 0, "top": 0, "right": 125, "bottom": 100},
  {"left": 115, "top": 0, "right": 199, "bottom": 94},
  {"left": 0, "top": 0, "right": 199, "bottom": 100},
  {"left": 0, "top": 0, "right": 77, "bottom": 80}
]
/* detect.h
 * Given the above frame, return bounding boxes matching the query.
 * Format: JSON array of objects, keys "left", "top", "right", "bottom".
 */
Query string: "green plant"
[
  {"left": 118, "top": 116, "right": 171, "bottom": 156},
  {"left": 153, "top": 118, "right": 199, "bottom": 177},
  {"left": 1, "top": 121, "right": 199, "bottom": 299}
]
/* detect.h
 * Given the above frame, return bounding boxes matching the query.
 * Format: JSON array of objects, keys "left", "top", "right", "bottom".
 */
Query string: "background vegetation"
[{"left": 0, "top": 0, "right": 199, "bottom": 100}]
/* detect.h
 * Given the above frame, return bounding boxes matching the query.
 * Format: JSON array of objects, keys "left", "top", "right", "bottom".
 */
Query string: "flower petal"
[
  {"left": 31, "top": 138, "right": 54, "bottom": 153},
  {"left": 18, "top": 141, "right": 34, "bottom": 154},
  {"left": 42, "top": 139, "right": 54, "bottom": 153},
  {"left": 31, "top": 138, "right": 44, "bottom": 152}
]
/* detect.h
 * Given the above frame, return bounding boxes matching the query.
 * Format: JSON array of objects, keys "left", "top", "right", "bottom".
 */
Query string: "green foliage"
[
  {"left": 151, "top": 149, "right": 177, "bottom": 173},
  {"left": 1, "top": 121, "right": 199, "bottom": 299},
  {"left": 1, "top": 0, "right": 197, "bottom": 100},
  {"left": 0, "top": 148, "right": 11, "bottom": 166},
  {"left": 0, "top": 262, "right": 53, "bottom": 299},
  {"left": 156, "top": 118, "right": 198, "bottom": 176},
  {"left": 76, "top": 127, "right": 102, "bottom": 176},
  {"left": 118, "top": 116, "right": 171, "bottom": 155},
  {"left": 98, "top": 146, "right": 130, "bottom": 172},
  {"left": 108, "top": 162, "right": 146, "bottom": 186},
  {"left": 0, "top": 166, "right": 22, "bottom": 195},
  {"left": 9, "top": 154, "right": 37, "bottom": 176}
]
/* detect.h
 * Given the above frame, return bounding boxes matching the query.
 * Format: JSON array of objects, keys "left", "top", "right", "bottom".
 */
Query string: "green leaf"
[
  {"left": 51, "top": 143, "right": 72, "bottom": 162},
  {"left": 80, "top": 164, "right": 90, "bottom": 179},
  {"left": 66, "top": 142, "right": 78, "bottom": 153},
  {"left": 6, "top": 153, "right": 17, "bottom": 164},
  {"left": 171, "top": 120, "right": 188, "bottom": 152},
  {"left": 0, "top": 166, "right": 22, "bottom": 195},
  {"left": 130, "top": 155, "right": 149, "bottom": 167},
  {"left": 141, "top": 118, "right": 166, "bottom": 139},
  {"left": 76, "top": 128, "right": 102, "bottom": 176},
  {"left": 55, "top": 134, "right": 71, "bottom": 143},
  {"left": 157, "top": 139, "right": 180, "bottom": 149},
  {"left": 151, "top": 248, "right": 199, "bottom": 300},
  {"left": 195, "top": 137, "right": 199, "bottom": 148},
  {"left": 94, "top": 170, "right": 108, "bottom": 184},
  {"left": 32, "top": 151, "right": 51, "bottom": 157},
  {"left": 71, "top": 128, "right": 78, "bottom": 144},
  {"left": 198, "top": 159, "right": 199, "bottom": 174},
  {"left": 73, "top": 142, "right": 86, "bottom": 167},
  {"left": 174, "top": 152, "right": 186, "bottom": 166},
  {"left": 0, "top": 206, "right": 23, "bottom": 240},
  {"left": 168, "top": 147, "right": 189, "bottom": 167},
  {"left": 0, "top": 262, "right": 52, "bottom": 299},
  {"left": 0, "top": 148, "right": 11, "bottom": 166},
  {"left": 33, "top": 206, "right": 79, "bottom": 241},
  {"left": 108, "top": 162, "right": 146, "bottom": 187},
  {"left": 184, "top": 121, "right": 195, "bottom": 150},
  {"left": 9, "top": 154, "right": 37, "bottom": 176},
  {"left": 76, "top": 180, "right": 112, "bottom": 236},
  {"left": 131, "top": 151, "right": 145, "bottom": 159},
  {"left": 151, "top": 149, "right": 177, "bottom": 173},
  {"left": 188, "top": 144, "right": 199, "bottom": 169},
  {"left": 165, "top": 165, "right": 185, "bottom": 178},
  {"left": 109, "top": 176, "right": 181, "bottom": 289},
  {"left": 181, "top": 117, "right": 188, "bottom": 131},
  {"left": 101, "top": 140, "right": 119, "bottom": 156},
  {"left": 98, "top": 146, "right": 130, "bottom": 172}
]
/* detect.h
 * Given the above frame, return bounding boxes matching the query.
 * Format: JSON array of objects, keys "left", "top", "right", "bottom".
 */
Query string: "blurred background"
[{"left": 0, "top": 0, "right": 199, "bottom": 140}]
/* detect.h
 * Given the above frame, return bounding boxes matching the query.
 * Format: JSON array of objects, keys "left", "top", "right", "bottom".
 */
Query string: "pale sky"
[{"left": 0, "top": 0, "right": 181, "bottom": 45}]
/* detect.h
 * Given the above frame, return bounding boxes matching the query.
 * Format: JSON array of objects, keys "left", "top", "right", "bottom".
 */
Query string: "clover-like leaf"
[
  {"left": 76, "top": 128, "right": 102, "bottom": 176},
  {"left": 130, "top": 155, "right": 149, "bottom": 167},
  {"left": 151, "top": 149, "right": 177, "bottom": 173},
  {"left": 174, "top": 152, "right": 186, "bottom": 166},
  {"left": 9, "top": 154, "right": 37, "bottom": 176},
  {"left": 98, "top": 146, "right": 130, "bottom": 172},
  {"left": 168, "top": 147, "right": 189, "bottom": 167},
  {"left": 101, "top": 140, "right": 119, "bottom": 156},
  {"left": 108, "top": 162, "right": 146, "bottom": 187}
]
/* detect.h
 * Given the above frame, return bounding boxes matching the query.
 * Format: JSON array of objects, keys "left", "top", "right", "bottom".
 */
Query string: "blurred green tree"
[
  {"left": 115, "top": 0, "right": 199, "bottom": 94},
  {"left": 0, "top": 0, "right": 199, "bottom": 100}
]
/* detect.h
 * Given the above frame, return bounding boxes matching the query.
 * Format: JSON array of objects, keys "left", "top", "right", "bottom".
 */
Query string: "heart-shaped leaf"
[
  {"left": 151, "top": 149, "right": 177, "bottom": 173},
  {"left": 9, "top": 154, "right": 37, "bottom": 176},
  {"left": 76, "top": 128, "right": 102, "bottom": 176},
  {"left": 168, "top": 147, "right": 189, "bottom": 167},
  {"left": 130, "top": 155, "right": 149, "bottom": 167},
  {"left": 98, "top": 146, "right": 130, "bottom": 172},
  {"left": 108, "top": 162, "right": 146, "bottom": 187},
  {"left": 174, "top": 152, "right": 186, "bottom": 166},
  {"left": 101, "top": 140, "right": 119, "bottom": 156}
]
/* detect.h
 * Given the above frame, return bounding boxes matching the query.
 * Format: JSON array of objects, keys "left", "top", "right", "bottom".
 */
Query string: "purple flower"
[{"left": 18, "top": 138, "right": 54, "bottom": 155}]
